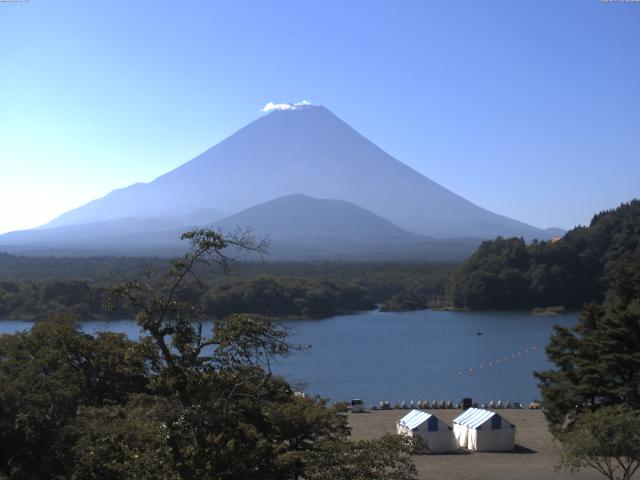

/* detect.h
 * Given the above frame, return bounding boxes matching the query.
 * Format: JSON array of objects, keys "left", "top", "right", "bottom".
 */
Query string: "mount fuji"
[{"left": 0, "top": 104, "right": 561, "bottom": 258}]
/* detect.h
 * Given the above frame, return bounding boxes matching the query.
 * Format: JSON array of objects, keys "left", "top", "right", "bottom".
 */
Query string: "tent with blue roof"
[
  {"left": 452, "top": 408, "right": 515, "bottom": 451},
  {"left": 396, "top": 409, "right": 455, "bottom": 452}
]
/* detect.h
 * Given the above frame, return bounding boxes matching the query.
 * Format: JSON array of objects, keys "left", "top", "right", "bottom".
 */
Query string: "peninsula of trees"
[{"left": 447, "top": 200, "right": 640, "bottom": 310}]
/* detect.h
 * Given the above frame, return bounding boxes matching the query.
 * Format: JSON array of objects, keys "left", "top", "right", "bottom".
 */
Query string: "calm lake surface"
[{"left": 0, "top": 309, "right": 577, "bottom": 405}]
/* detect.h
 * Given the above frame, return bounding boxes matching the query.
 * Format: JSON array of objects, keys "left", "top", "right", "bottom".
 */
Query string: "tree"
[
  {"left": 105, "top": 229, "right": 340, "bottom": 479},
  {"left": 303, "top": 434, "right": 418, "bottom": 480},
  {"left": 0, "top": 316, "right": 152, "bottom": 480},
  {"left": 536, "top": 249, "right": 640, "bottom": 480},
  {"left": 559, "top": 405, "right": 640, "bottom": 480},
  {"left": 535, "top": 250, "right": 640, "bottom": 432},
  {"left": 67, "top": 396, "right": 180, "bottom": 480}
]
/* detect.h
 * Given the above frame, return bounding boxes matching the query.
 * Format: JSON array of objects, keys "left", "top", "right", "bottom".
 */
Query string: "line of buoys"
[{"left": 456, "top": 345, "right": 539, "bottom": 377}]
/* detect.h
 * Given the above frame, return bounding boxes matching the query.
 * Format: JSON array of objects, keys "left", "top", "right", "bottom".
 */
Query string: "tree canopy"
[
  {"left": 535, "top": 248, "right": 640, "bottom": 431},
  {"left": 0, "top": 255, "right": 456, "bottom": 321},
  {"left": 534, "top": 242, "right": 640, "bottom": 479},
  {"left": 558, "top": 405, "right": 640, "bottom": 480},
  {"left": 448, "top": 200, "right": 640, "bottom": 310}
]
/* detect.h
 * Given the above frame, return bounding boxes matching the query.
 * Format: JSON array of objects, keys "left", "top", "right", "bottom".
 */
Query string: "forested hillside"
[
  {"left": 0, "top": 276, "right": 375, "bottom": 321},
  {"left": 447, "top": 200, "right": 640, "bottom": 309}
]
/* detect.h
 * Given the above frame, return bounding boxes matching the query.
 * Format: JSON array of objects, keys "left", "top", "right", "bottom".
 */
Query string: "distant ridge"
[
  {"left": 0, "top": 194, "right": 480, "bottom": 260},
  {"left": 209, "top": 194, "right": 472, "bottom": 260},
  {"left": 206, "top": 193, "right": 480, "bottom": 260},
  {"left": 214, "top": 194, "right": 418, "bottom": 241}
]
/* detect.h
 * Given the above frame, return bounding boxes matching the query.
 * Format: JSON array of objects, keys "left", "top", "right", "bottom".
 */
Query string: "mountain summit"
[{"left": 42, "top": 105, "right": 555, "bottom": 240}]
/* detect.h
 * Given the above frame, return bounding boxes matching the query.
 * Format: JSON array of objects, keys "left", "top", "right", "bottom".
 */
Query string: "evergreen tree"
[
  {"left": 535, "top": 249, "right": 640, "bottom": 432},
  {"left": 448, "top": 199, "right": 640, "bottom": 310}
]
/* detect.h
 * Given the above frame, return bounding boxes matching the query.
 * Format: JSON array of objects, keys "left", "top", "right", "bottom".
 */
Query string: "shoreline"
[{"left": 0, "top": 305, "right": 580, "bottom": 323}]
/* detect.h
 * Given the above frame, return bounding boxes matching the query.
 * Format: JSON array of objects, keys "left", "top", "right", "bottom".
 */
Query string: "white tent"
[
  {"left": 396, "top": 409, "right": 456, "bottom": 452},
  {"left": 452, "top": 408, "right": 515, "bottom": 451}
]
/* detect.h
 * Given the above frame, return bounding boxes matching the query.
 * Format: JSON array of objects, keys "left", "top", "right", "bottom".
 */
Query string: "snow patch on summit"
[{"left": 261, "top": 100, "right": 312, "bottom": 112}]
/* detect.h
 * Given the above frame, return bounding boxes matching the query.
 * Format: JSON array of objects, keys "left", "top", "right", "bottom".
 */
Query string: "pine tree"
[{"left": 535, "top": 249, "right": 640, "bottom": 432}]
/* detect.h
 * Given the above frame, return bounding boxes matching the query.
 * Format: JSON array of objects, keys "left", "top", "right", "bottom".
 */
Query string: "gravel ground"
[{"left": 347, "top": 409, "right": 602, "bottom": 480}]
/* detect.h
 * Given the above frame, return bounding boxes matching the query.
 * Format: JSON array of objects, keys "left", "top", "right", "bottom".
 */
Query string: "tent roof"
[
  {"left": 397, "top": 409, "right": 433, "bottom": 430},
  {"left": 453, "top": 408, "right": 500, "bottom": 429}
]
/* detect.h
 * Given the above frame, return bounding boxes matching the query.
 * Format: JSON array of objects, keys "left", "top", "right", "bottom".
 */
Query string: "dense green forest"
[
  {"left": 447, "top": 200, "right": 640, "bottom": 310},
  {"left": 0, "top": 276, "right": 373, "bottom": 321},
  {"left": 0, "top": 255, "right": 454, "bottom": 320}
]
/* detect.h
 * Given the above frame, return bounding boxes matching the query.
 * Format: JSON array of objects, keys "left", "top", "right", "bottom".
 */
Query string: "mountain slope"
[
  {"left": 214, "top": 193, "right": 417, "bottom": 241},
  {"left": 0, "top": 209, "right": 223, "bottom": 255},
  {"left": 43, "top": 105, "right": 556, "bottom": 239},
  {"left": 0, "top": 194, "right": 480, "bottom": 260},
  {"left": 210, "top": 194, "right": 479, "bottom": 260}
]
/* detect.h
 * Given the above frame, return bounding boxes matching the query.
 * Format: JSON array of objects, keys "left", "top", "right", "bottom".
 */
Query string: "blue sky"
[{"left": 1, "top": 0, "right": 638, "bottom": 234}]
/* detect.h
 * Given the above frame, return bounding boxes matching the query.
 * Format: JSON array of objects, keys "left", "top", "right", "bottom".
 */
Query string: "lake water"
[{"left": 0, "top": 309, "right": 576, "bottom": 406}]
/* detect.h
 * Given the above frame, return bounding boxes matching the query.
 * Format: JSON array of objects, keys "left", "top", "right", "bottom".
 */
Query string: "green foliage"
[
  {"left": 535, "top": 248, "right": 640, "bottom": 431},
  {"left": 0, "top": 316, "right": 151, "bottom": 479},
  {"left": 0, "top": 279, "right": 106, "bottom": 321},
  {"left": 558, "top": 405, "right": 640, "bottom": 480},
  {"left": 303, "top": 434, "right": 418, "bottom": 480},
  {"left": 0, "top": 276, "right": 374, "bottom": 321},
  {"left": 447, "top": 237, "right": 532, "bottom": 309},
  {"left": 448, "top": 200, "right": 640, "bottom": 309},
  {"left": 68, "top": 397, "right": 180, "bottom": 480},
  {"left": 379, "top": 273, "right": 449, "bottom": 311},
  {"left": 203, "top": 276, "right": 374, "bottom": 319}
]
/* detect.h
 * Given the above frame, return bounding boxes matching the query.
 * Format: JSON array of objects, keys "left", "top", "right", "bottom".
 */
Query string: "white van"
[{"left": 351, "top": 399, "right": 365, "bottom": 413}]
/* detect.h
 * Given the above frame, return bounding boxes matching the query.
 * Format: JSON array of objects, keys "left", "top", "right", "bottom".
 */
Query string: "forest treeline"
[
  {"left": 0, "top": 260, "right": 455, "bottom": 320},
  {"left": 0, "top": 276, "right": 372, "bottom": 321},
  {"left": 447, "top": 200, "right": 640, "bottom": 309}
]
